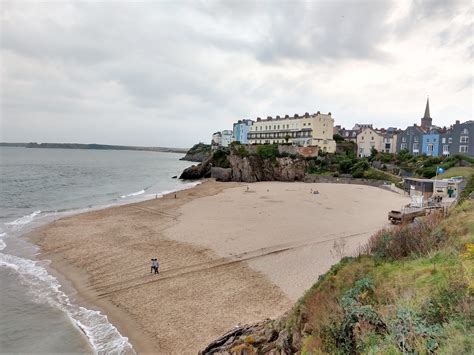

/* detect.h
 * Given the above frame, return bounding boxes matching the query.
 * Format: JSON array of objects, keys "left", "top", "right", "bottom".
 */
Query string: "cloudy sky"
[{"left": 1, "top": 0, "right": 472, "bottom": 148}]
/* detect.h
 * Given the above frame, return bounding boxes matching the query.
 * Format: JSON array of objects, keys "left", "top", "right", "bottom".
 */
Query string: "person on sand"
[
  {"left": 150, "top": 258, "right": 155, "bottom": 273},
  {"left": 154, "top": 259, "right": 160, "bottom": 274}
]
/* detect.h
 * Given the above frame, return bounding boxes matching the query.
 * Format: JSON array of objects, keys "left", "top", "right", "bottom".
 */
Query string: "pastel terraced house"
[
  {"left": 247, "top": 112, "right": 336, "bottom": 152},
  {"left": 356, "top": 127, "right": 383, "bottom": 157}
]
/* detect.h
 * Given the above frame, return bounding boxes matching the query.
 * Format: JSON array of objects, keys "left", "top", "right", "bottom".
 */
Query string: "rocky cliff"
[
  {"left": 180, "top": 145, "right": 316, "bottom": 182},
  {"left": 180, "top": 143, "right": 212, "bottom": 162},
  {"left": 226, "top": 155, "right": 312, "bottom": 182}
]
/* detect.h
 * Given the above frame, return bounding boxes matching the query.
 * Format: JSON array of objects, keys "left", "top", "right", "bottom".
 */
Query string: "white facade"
[
  {"left": 247, "top": 112, "right": 336, "bottom": 152},
  {"left": 211, "top": 132, "right": 222, "bottom": 149},
  {"left": 221, "top": 130, "right": 233, "bottom": 147}
]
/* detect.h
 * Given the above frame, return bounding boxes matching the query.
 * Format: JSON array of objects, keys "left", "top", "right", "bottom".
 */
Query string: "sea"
[{"left": 0, "top": 146, "right": 197, "bottom": 354}]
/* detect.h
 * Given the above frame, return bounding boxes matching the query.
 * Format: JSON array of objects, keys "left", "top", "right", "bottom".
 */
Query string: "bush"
[
  {"left": 333, "top": 134, "right": 344, "bottom": 142},
  {"left": 352, "top": 169, "right": 365, "bottom": 178},
  {"left": 256, "top": 144, "right": 279, "bottom": 159},
  {"left": 339, "top": 159, "right": 354, "bottom": 174},
  {"left": 460, "top": 175, "right": 474, "bottom": 201},
  {"left": 235, "top": 145, "right": 249, "bottom": 157},
  {"left": 365, "top": 211, "right": 445, "bottom": 261},
  {"left": 396, "top": 149, "right": 412, "bottom": 163},
  {"left": 212, "top": 150, "right": 231, "bottom": 168}
]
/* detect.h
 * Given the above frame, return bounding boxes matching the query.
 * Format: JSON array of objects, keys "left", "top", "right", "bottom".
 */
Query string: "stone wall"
[
  {"left": 278, "top": 145, "right": 319, "bottom": 157},
  {"left": 303, "top": 174, "right": 388, "bottom": 187}
]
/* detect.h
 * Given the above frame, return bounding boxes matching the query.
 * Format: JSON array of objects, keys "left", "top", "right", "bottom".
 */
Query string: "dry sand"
[{"left": 30, "top": 180, "right": 409, "bottom": 354}]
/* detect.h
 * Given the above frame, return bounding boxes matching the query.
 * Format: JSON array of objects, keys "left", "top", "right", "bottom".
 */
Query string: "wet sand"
[{"left": 30, "top": 180, "right": 409, "bottom": 353}]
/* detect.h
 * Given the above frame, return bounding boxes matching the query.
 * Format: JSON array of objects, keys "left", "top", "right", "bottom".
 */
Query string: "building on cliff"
[
  {"left": 247, "top": 112, "right": 336, "bottom": 152},
  {"left": 232, "top": 119, "right": 254, "bottom": 144}
]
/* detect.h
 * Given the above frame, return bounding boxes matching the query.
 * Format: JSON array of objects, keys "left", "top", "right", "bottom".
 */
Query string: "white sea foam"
[
  {"left": 120, "top": 190, "right": 145, "bottom": 199},
  {"left": 0, "top": 252, "right": 134, "bottom": 354},
  {"left": 5, "top": 210, "right": 41, "bottom": 230},
  {"left": 0, "top": 239, "right": 6, "bottom": 251}
]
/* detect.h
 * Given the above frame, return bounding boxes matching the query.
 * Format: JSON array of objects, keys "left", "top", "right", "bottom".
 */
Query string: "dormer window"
[{"left": 462, "top": 128, "right": 469, "bottom": 135}]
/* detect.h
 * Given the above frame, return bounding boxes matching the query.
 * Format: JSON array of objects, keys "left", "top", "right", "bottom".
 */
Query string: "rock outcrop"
[
  {"left": 180, "top": 143, "right": 212, "bottom": 162},
  {"left": 227, "top": 155, "right": 312, "bottom": 182},
  {"left": 179, "top": 156, "right": 214, "bottom": 179},
  {"left": 180, "top": 145, "right": 317, "bottom": 182}
]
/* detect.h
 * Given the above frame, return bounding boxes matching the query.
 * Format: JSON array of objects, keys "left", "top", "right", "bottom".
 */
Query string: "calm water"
[{"left": 0, "top": 147, "right": 195, "bottom": 354}]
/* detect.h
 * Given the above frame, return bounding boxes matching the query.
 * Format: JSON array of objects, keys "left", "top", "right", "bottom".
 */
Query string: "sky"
[{"left": 1, "top": 0, "right": 472, "bottom": 148}]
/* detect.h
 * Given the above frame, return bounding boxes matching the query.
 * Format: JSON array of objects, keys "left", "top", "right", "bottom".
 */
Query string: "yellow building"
[{"left": 247, "top": 112, "right": 336, "bottom": 152}]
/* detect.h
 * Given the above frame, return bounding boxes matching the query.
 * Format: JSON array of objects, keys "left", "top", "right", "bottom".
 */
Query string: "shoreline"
[{"left": 27, "top": 180, "right": 409, "bottom": 353}]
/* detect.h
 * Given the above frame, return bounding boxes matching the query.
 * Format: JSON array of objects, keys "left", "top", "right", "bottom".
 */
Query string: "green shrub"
[
  {"left": 235, "top": 145, "right": 249, "bottom": 157},
  {"left": 212, "top": 150, "right": 231, "bottom": 168},
  {"left": 366, "top": 211, "right": 445, "bottom": 261},
  {"left": 256, "top": 144, "right": 279, "bottom": 159}
]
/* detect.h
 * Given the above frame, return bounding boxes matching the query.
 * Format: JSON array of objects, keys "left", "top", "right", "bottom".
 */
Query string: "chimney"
[
  {"left": 455, "top": 120, "right": 460, "bottom": 125},
  {"left": 257, "top": 117, "right": 261, "bottom": 122}
]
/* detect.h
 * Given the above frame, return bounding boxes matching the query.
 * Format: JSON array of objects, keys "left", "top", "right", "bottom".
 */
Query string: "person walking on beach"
[
  {"left": 155, "top": 259, "right": 160, "bottom": 274},
  {"left": 150, "top": 258, "right": 156, "bottom": 273}
]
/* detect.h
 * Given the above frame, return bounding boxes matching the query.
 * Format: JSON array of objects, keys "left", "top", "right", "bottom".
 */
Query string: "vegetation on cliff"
[
  {"left": 202, "top": 175, "right": 474, "bottom": 354},
  {"left": 180, "top": 142, "right": 212, "bottom": 162}
]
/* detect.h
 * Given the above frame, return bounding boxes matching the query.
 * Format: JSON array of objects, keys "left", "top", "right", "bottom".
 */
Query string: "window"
[
  {"left": 459, "top": 145, "right": 468, "bottom": 153},
  {"left": 303, "top": 123, "right": 306, "bottom": 126},
  {"left": 462, "top": 128, "right": 469, "bottom": 135},
  {"left": 442, "top": 138, "right": 446, "bottom": 143},
  {"left": 448, "top": 137, "right": 452, "bottom": 143},
  {"left": 371, "top": 136, "right": 374, "bottom": 140},
  {"left": 402, "top": 137, "right": 407, "bottom": 142},
  {"left": 278, "top": 125, "right": 280, "bottom": 129},
  {"left": 427, "top": 138, "right": 430, "bottom": 143},
  {"left": 443, "top": 145, "right": 449, "bottom": 154},
  {"left": 460, "top": 136, "right": 469, "bottom": 143},
  {"left": 401, "top": 143, "right": 408, "bottom": 150},
  {"left": 427, "top": 144, "right": 434, "bottom": 153},
  {"left": 413, "top": 143, "right": 419, "bottom": 151},
  {"left": 384, "top": 138, "right": 390, "bottom": 143},
  {"left": 361, "top": 136, "right": 364, "bottom": 140},
  {"left": 414, "top": 136, "right": 419, "bottom": 142}
]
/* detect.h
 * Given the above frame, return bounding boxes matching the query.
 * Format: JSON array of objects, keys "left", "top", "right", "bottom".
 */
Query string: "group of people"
[{"left": 150, "top": 258, "right": 160, "bottom": 274}]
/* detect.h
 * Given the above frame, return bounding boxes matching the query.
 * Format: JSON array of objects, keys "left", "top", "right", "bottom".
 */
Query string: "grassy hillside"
[
  {"left": 203, "top": 176, "right": 474, "bottom": 354},
  {"left": 434, "top": 166, "right": 474, "bottom": 179},
  {"left": 293, "top": 200, "right": 473, "bottom": 354}
]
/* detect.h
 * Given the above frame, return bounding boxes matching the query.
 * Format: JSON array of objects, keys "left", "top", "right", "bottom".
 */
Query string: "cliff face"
[
  {"left": 180, "top": 151, "right": 315, "bottom": 182},
  {"left": 180, "top": 143, "right": 212, "bottom": 162},
  {"left": 227, "top": 155, "right": 311, "bottom": 182}
]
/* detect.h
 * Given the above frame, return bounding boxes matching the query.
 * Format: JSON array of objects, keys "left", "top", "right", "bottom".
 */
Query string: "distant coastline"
[{"left": 0, "top": 142, "right": 188, "bottom": 154}]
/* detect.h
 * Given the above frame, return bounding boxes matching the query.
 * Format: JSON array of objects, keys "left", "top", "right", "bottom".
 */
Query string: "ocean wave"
[
  {"left": 0, "top": 239, "right": 6, "bottom": 251},
  {"left": 120, "top": 190, "right": 145, "bottom": 199},
  {"left": 0, "top": 252, "right": 134, "bottom": 354},
  {"left": 5, "top": 210, "right": 41, "bottom": 229}
]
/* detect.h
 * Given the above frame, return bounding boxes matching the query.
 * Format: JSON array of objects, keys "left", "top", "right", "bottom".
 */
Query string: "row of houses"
[
  {"left": 212, "top": 112, "right": 337, "bottom": 152},
  {"left": 335, "top": 99, "right": 473, "bottom": 157},
  {"left": 211, "top": 99, "right": 473, "bottom": 157}
]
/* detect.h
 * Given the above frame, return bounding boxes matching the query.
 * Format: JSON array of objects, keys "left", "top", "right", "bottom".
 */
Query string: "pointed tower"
[{"left": 421, "top": 97, "right": 432, "bottom": 130}]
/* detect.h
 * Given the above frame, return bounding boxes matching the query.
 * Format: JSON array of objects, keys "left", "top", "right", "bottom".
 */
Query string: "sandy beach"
[{"left": 30, "top": 180, "right": 409, "bottom": 354}]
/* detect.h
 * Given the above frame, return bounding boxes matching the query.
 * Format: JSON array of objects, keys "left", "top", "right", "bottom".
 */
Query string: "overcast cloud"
[{"left": 1, "top": 0, "right": 472, "bottom": 147}]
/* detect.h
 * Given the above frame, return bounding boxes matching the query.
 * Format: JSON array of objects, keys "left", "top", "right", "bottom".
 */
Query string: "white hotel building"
[{"left": 247, "top": 112, "right": 336, "bottom": 152}]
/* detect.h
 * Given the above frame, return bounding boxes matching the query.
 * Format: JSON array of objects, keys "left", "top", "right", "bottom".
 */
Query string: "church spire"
[
  {"left": 421, "top": 97, "right": 432, "bottom": 131},
  {"left": 424, "top": 97, "right": 430, "bottom": 118}
]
